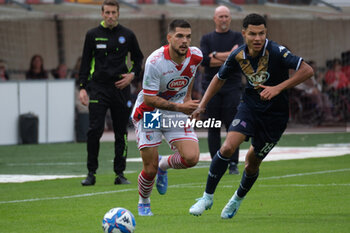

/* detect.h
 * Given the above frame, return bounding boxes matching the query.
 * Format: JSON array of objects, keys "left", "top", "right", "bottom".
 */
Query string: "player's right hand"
[{"left": 191, "top": 106, "right": 205, "bottom": 120}]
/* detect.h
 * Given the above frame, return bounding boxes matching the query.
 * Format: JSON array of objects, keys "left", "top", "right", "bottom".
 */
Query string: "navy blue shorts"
[{"left": 228, "top": 102, "right": 288, "bottom": 159}]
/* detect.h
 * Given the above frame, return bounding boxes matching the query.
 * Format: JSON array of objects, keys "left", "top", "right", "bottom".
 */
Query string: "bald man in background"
[{"left": 200, "top": 5, "right": 244, "bottom": 174}]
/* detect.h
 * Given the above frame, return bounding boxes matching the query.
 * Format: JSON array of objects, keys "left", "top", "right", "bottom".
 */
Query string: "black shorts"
[{"left": 228, "top": 102, "right": 288, "bottom": 159}]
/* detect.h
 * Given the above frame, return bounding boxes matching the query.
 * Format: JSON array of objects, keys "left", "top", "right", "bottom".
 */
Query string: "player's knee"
[
  {"left": 142, "top": 161, "right": 158, "bottom": 178},
  {"left": 183, "top": 152, "right": 199, "bottom": 167},
  {"left": 143, "top": 166, "right": 157, "bottom": 178},
  {"left": 87, "top": 127, "right": 104, "bottom": 139},
  {"left": 220, "top": 144, "right": 236, "bottom": 158}
]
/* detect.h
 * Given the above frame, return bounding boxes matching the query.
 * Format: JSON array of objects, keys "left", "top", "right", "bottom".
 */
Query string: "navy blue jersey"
[{"left": 218, "top": 39, "right": 302, "bottom": 113}]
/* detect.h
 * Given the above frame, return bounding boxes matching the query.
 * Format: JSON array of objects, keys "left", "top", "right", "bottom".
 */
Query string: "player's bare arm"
[
  {"left": 183, "top": 75, "right": 196, "bottom": 103},
  {"left": 259, "top": 61, "right": 314, "bottom": 101},
  {"left": 144, "top": 95, "right": 199, "bottom": 115},
  {"left": 191, "top": 75, "right": 226, "bottom": 119}
]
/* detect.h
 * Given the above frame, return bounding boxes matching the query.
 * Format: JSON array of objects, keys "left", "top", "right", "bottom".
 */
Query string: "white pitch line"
[
  {"left": 0, "top": 168, "right": 349, "bottom": 205},
  {"left": 0, "top": 188, "right": 136, "bottom": 204},
  {"left": 0, "top": 175, "right": 86, "bottom": 183},
  {"left": 176, "top": 183, "right": 350, "bottom": 189},
  {"left": 6, "top": 162, "right": 86, "bottom": 166},
  {"left": 259, "top": 168, "right": 350, "bottom": 180},
  {"left": 127, "top": 146, "right": 350, "bottom": 163},
  {"left": 7, "top": 144, "right": 348, "bottom": 167},
  {"left": 256, "top": 183, "right": 350, "bottom": 187},
  {"left": 0, "top": 170, "right": 137, "bottom": 183},
  {"left": 158, "top": 168, "right": 350, "bottom": 188}
]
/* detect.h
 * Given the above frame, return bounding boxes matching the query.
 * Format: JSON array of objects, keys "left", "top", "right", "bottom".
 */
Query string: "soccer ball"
[{"left": 102, "top": 207, "right": 136, "bottom": 233}]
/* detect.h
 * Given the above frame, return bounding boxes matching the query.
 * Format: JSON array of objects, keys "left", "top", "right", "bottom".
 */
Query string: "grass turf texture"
[{"left": 0, "top": 132, "right": 349, "bottom": 232}]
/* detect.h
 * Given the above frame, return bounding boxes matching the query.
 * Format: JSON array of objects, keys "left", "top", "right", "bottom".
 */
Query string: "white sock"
[
  {"left": 204, "top": 192, "right": 214, "bottom": 200},
  {"left": 139, "top": 196, "right": 150, "bottom": 204},
  {"left": 159, "top": 155, "right": 170, "bottom": 171}
]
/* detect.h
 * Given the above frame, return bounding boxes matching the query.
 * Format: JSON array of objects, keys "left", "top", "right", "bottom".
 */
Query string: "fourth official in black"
[{"left": 79, "top": 0, "right": 144, "bottom": 186}]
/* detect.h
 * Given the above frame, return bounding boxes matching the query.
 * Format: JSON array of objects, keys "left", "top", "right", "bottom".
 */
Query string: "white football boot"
[
  {"left": 221, "top": 191, "right": 244, "bottom": 219},
  {"left": 189, "top": 192, "right": 213, "bottom": 216}
]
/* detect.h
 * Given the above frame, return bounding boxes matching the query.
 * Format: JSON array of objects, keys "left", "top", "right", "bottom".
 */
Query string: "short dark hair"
[
  {"left": 243, "top": 13, "right": 266, "bottom": 29},
  {"left": 168, "top": 19, "right": 191, "bottom": 33},
  {"left": 102, "top": 0, "right": 119, "bottom": 11}
]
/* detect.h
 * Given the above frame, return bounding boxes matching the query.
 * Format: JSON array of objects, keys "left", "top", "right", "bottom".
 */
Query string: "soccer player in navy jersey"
[{"left": 189, "top": 13, "right": 314, "bottom": 219}]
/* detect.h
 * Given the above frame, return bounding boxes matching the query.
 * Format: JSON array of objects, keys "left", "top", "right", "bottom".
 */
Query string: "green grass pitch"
[{"left": 0, "top": 132, "right": 349, "bottom": 233}]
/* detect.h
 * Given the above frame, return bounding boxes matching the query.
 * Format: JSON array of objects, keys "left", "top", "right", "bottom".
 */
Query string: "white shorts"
[{"left": 133, "top": 112, "right": 198, "bottom": 150}]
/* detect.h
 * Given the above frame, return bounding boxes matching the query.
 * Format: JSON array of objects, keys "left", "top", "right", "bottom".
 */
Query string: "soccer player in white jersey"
[{"left": 131, "top": 19, "right": 203, "bottom": 216}]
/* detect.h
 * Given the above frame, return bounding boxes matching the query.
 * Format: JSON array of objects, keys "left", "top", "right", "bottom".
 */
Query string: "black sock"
[
  {"left": 237, "top": 170, "right": 259, "bottom": 198},
  {"left": 205, "top": 151, "right": 230, "bottom": 194}
]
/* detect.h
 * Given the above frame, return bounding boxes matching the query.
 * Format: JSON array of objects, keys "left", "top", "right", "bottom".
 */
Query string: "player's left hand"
[
  {"left": 115, "top": 73, "right": 134, "bottom": 89},
  {"left": 259, "top": 84, "right": 282, "bottom": 101}
]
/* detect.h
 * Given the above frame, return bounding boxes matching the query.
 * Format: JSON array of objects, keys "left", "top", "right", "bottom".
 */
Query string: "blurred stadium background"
[{"left": 0, "top": 0, "right": 349, "bottom": 144}]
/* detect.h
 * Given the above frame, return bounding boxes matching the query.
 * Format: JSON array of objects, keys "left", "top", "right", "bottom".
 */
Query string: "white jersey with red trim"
[{"left": 132, "top": 45, "right": 203, "bottom": 122}]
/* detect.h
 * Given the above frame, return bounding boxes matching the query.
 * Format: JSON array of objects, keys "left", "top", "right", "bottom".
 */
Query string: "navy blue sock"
[
  {"left": 205, "top": 151, "right": 230, "bottom": 194},
  {"left": 237, "top": 170, "right": 259, "bottom": 198}
]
